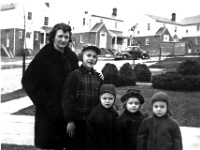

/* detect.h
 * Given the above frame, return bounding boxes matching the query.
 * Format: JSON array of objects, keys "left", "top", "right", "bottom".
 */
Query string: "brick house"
[
  {"left": 71, "top": 8, "right": 130, "bottom": 55},
  {"left": 130, "top": 13, "right": 200, "bottom": 55},
  {"left": 1, "top": 2, "right": 51, "bottom": 57}
]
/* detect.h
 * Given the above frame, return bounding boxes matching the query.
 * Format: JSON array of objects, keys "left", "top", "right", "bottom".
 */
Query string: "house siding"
[{"left": 182, "top": 36, "right": 200, "bottom": 55}]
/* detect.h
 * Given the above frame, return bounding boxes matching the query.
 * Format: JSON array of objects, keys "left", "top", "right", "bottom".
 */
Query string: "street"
[{"left": 1, "top": 57, "right": 160, "bottom": 94}]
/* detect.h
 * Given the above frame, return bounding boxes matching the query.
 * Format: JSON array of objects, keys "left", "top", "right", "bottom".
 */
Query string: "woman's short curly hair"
[{"left": 48, "top": 23, "right": 72, "bottom": 43}]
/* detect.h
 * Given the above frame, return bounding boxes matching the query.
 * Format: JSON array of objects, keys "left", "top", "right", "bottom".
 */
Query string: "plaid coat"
[
  {"left": 62, "top": 65, "right": 102, "bottom": 122},
  {"left": 21, "top": 43, "right": 79, "bottom": 149}
]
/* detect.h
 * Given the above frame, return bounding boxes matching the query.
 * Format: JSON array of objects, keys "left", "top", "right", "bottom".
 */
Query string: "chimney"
[
  {"left": 171, "top": 13, "right": 176, "bottom": 21},
  {"left": 112, "top": 8, "right": 117, "bottom": 16},
  {"left": 45, "top": 3, "right": 50, "bottom": 7}
]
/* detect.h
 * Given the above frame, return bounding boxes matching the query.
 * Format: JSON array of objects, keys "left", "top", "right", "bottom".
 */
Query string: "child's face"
[
  {"left": 100, "top": 92, "right": 115, "bottom": 109},
  {"left": 82, "top": 50, "right": 97, "bottom": 70},
  {"left": 153, "top": 101, "right": 167, "bottom": 117},
  {"left": 126, "top": 97, "right": 140, "bottom": 113}
]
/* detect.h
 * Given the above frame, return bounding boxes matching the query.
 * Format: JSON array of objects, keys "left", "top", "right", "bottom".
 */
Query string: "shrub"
[
  {"left": 152, "top": 72, "right": 200, "bottom": 91},
  {"left": 133, "top": 64, "right": 151, "bottom": 82},
  {"left": 101, "top": 63, "right": 121, "bottom": 87},
  {"left": 119, "top": 63, "right": 136, "bottom": 86},
  {"left": 177, "top": 60, "right": 200, "bottom": 76}
]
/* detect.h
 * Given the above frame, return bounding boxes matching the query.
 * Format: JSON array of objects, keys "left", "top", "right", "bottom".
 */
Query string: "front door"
[{"left": 99, "top": 32, "right": 107, "bottom": 48}]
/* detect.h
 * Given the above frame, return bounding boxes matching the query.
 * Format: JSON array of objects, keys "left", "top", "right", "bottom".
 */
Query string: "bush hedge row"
[{"left": 152, "top": 60, "right": 200, "bottom": 91}]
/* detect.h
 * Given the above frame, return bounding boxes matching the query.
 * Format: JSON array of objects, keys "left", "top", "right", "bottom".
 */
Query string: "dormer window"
[
  {"left": 197, "top": 24, "right": 200, "bottom": 31},
  {"left": 115, "top": 22, "right": 117, "bottom": 29},
  {"left": 83, "top": 18, "right": 85, "bottom": 26},
  {"left": 186, "top": 30, "right": 188, "bottom": 34},
  {"left": 44, "top": 17, "right": 49, "bottom": 25}
]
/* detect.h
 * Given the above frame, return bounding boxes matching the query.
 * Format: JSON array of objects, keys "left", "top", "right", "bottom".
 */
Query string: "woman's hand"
[
  {"left": 95, "top": 70, "right": 104, "bottom": 81},
  {"left": 67, "top": 122, "right": 75, "bottom": 137}
]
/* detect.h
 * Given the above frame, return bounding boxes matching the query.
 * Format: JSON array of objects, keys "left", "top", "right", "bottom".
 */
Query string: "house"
[
  {"left": 1, "top": 2, "right": 51, "bottom": 57},
  {"left": 71, "top": 8, "right": 130, "bottom": 55},
  {"left": 130, "top": 13, "right": 200, "bottom": 55},
  {"left": 180, "top": 15, "right": 200, "bottom": 54}
]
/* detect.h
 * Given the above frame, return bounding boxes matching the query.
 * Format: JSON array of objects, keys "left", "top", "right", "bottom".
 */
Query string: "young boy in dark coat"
[
  {"left": 62, "top": 44, "right": 103, "bottom": 150},
  {"left": 136, "top": 92, "right": 183, "bottom": 150},
  {"left": 115, "top": 89, "right": 147, "bottom": 150},
  {"left": 86, "top": 84, "right": 119, "bottom": 150}
]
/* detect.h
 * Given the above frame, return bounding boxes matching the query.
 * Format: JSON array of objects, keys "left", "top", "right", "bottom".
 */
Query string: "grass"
[
  {"left": 3, "top": 56, "right": 200, "bottom": 128},
  {"left": 1, "top": 144, "right": 37, "bottom": 150}
]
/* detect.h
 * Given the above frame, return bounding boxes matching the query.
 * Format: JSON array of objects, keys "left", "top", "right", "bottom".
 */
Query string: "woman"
[{"left": 22, "top": 23, "right": 79, "bottom": 149}]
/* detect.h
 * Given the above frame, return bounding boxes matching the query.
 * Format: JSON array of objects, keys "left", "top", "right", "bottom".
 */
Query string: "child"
[
  {"left": 86, "top": 84, "right": 119, "bottom": 150},
  {"left": 62, "top": 44, "right": 102, "bottom": 150},
  {"left": 136, "top": 92, "right": 183, "bottom": 150},
  {"left": 116, "top": 89, "right": 147, "bottom": 150}
]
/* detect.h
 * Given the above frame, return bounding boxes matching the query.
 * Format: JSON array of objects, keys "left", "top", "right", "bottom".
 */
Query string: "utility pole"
[{"left": 22, "top": 6, "right": 26, "bottom": 88}]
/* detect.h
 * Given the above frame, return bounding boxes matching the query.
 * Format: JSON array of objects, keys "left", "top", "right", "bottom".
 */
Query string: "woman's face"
[{"left": 54, "top": 30, "right": 70, "bottom": 51}]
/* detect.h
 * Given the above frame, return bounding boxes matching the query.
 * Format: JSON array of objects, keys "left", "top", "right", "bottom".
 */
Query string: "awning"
[
  {"left": 109, "top": 30, "right": 129, "bottom": 38},
  {"left": 41, "top": 26, "right": 52, "bottom": 33}
]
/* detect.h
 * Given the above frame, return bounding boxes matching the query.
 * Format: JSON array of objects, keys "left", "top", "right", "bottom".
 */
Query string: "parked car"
[{"left": 114, "top": 46, "right": 150, "bottom": 60}]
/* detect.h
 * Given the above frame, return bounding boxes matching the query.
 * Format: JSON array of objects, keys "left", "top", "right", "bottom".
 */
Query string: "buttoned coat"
[
  {"left": 21, "top": 43, "right": 79, "bottom": 149},
  {"left": 136, "top": 115, "right": 183, "bottom": 150},
  {"left": 116, "top": 110, "right": 147, "bottom": 150}
]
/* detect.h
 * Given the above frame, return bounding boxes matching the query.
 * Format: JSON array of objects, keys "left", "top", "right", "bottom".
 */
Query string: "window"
[
  {"left": 195, "top": 38, "right": 199, "bottom": 45},
  {"left": 26, "top": 32, "right": 31, "bottom": 38},
  {"left": 35, "top": 33, "right": 39, "bottom": 40},
  {"left": 73, "top": 27, "right": 75, "bottom": 31},
  {"left": 138, "top": 31, "right": 140, "bottom": 34},
  {"left": 197, "top": 24, "right": 200, "bottom": 31},
  {"left": 44, "top": 17, "right": 49, "bottom": 25},
  {"left": 115, "top": 22, "right": 117, "bottom": 29},
  {"left": 100, "top": 19, "right": 103, "bottom": 22},
  {"left": 19, "top": 31, "right": 23, "bottom": 39},
  {"left": 80, "top": 35, "right": 83, "bottom": 43},
  {"left": 147, "top": 23, "right": 150, "bottom": 30},
  {"left": 186, "top": 30, "right": 188, "bottom": 34},
  {"left": 163, "top": 35, "right": 169, "bottom": 42},
  {"left": 68, "top": 21, "right": 70, "bottom": 25},
  {"left": 145, "top": 38, "right": 149, "bottom": 45},
  {"left": 175, "top": 26, "right": 177, "bottom": 32},
  {"left": 28, "top": 12, "right": 32, "bottom": 20},
  {"left": 83, "top": 18, "right": 85, "bottom": 26}
]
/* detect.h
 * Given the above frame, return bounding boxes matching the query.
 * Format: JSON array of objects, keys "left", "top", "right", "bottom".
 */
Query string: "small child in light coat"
[
  {"left": 115, "top": 89, "right": 147, "bottom": 150},
  {"left": 136, "top": 92, "right": 183, "bottom": 150},
  {"left": 86, "top": 84, "right": 119, "bottom": 150}
]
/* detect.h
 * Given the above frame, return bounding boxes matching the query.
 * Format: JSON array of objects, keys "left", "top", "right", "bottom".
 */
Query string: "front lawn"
[
  {"left": 1, "top": 144, "right": 37, "bottom": 150},
  {"left": 13, "top": 84, "right": 200, "bottom": 127}
]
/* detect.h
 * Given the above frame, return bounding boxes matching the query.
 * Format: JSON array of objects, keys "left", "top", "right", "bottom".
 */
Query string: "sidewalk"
[{"left": 1, "top": 96, "right": 200, "bottom": 150}]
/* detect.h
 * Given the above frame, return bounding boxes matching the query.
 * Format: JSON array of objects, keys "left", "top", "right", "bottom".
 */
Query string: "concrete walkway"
[{"left": 1, "top": 96, "right": 200, "bottom": 150}]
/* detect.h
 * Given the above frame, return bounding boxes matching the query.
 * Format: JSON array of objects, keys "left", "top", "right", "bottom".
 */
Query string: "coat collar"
[{"left": 80, "top": 65, "right": 95, "bottom": 75}]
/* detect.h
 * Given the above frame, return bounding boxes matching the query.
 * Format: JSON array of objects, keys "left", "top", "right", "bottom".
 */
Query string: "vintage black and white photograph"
[{"left": 1, "top": 0, "right": 200, "bottom": 150}]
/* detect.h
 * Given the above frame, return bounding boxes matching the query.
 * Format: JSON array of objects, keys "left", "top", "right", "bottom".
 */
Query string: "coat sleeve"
[
  {"left": 86, "top": 112, "right": 99, "bottom": 150},
  {"left": 21, "top": 55, "right": 53, "bottom": 108},
  {"left": 172, "top": 120, "right": 183, "bottom": 150},
  {"left": 136, "top": 119, "right": 149, "bottom": 150},
  {"left": 62, "top": 71, "right": 78, "bottom": 122}
]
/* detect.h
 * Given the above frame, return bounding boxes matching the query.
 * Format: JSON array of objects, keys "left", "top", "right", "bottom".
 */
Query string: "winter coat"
[
  {"left": 86, "top": 103, "right": 119, "bottom": 150},
  {"left": 21, "top": 43, "right": 79, "bottom": 149},
  {"left": 115, "top": 110, "right": 147, "bottom": 150},
  {"left": 136, "top": 115, "right": 183, "bottom": 150}
]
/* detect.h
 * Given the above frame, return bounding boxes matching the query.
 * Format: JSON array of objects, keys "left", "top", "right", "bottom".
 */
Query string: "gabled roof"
[
  {"left": 90, "top": 22, "right": 104, "bottom": 32},
  {"left": 180, "top": 15, "right": 200, "bottom": 25},
  {"left": 145, "top": 14, "right": 182, "bottom": 25},
  {"left": 91, "top": 14, "right": 124, "bottom": 22},
  {"left": 155, "top": 27, "right": 167, "bottom": 36}
]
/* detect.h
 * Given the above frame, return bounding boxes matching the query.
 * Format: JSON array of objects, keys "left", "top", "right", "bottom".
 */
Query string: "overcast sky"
[{"left": 2, "top": 0, "right": 200, "bottom": 23}]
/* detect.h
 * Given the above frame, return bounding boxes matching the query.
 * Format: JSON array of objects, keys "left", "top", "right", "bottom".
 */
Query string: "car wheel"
[{"left": 123, "top": 55, "right": 128, "bottom": 59}]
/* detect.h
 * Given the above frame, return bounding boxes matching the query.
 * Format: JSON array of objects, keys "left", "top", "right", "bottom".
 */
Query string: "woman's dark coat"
[
  {"left": 21, "top": 43, "right": 79, "bottom": 149},
  {"left": 136, "top": 115, "right": 183, "bottom": 150},
  {"left": 115, "top": 110, "right": 147, "bottom": 150},
  {"left": 86, "top": 103, "right": 119, "bottom": 150}
]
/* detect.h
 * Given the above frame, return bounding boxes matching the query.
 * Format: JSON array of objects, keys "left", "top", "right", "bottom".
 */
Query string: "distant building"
[
  {"left": 71, "top": 8, "right": 130, "bottom": 55},
  {"left": 129, "top": 13, "right": 200, "bottom": 55},
  {"left": 1, "top": 2, "right": 51, "bottom": 56}
]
